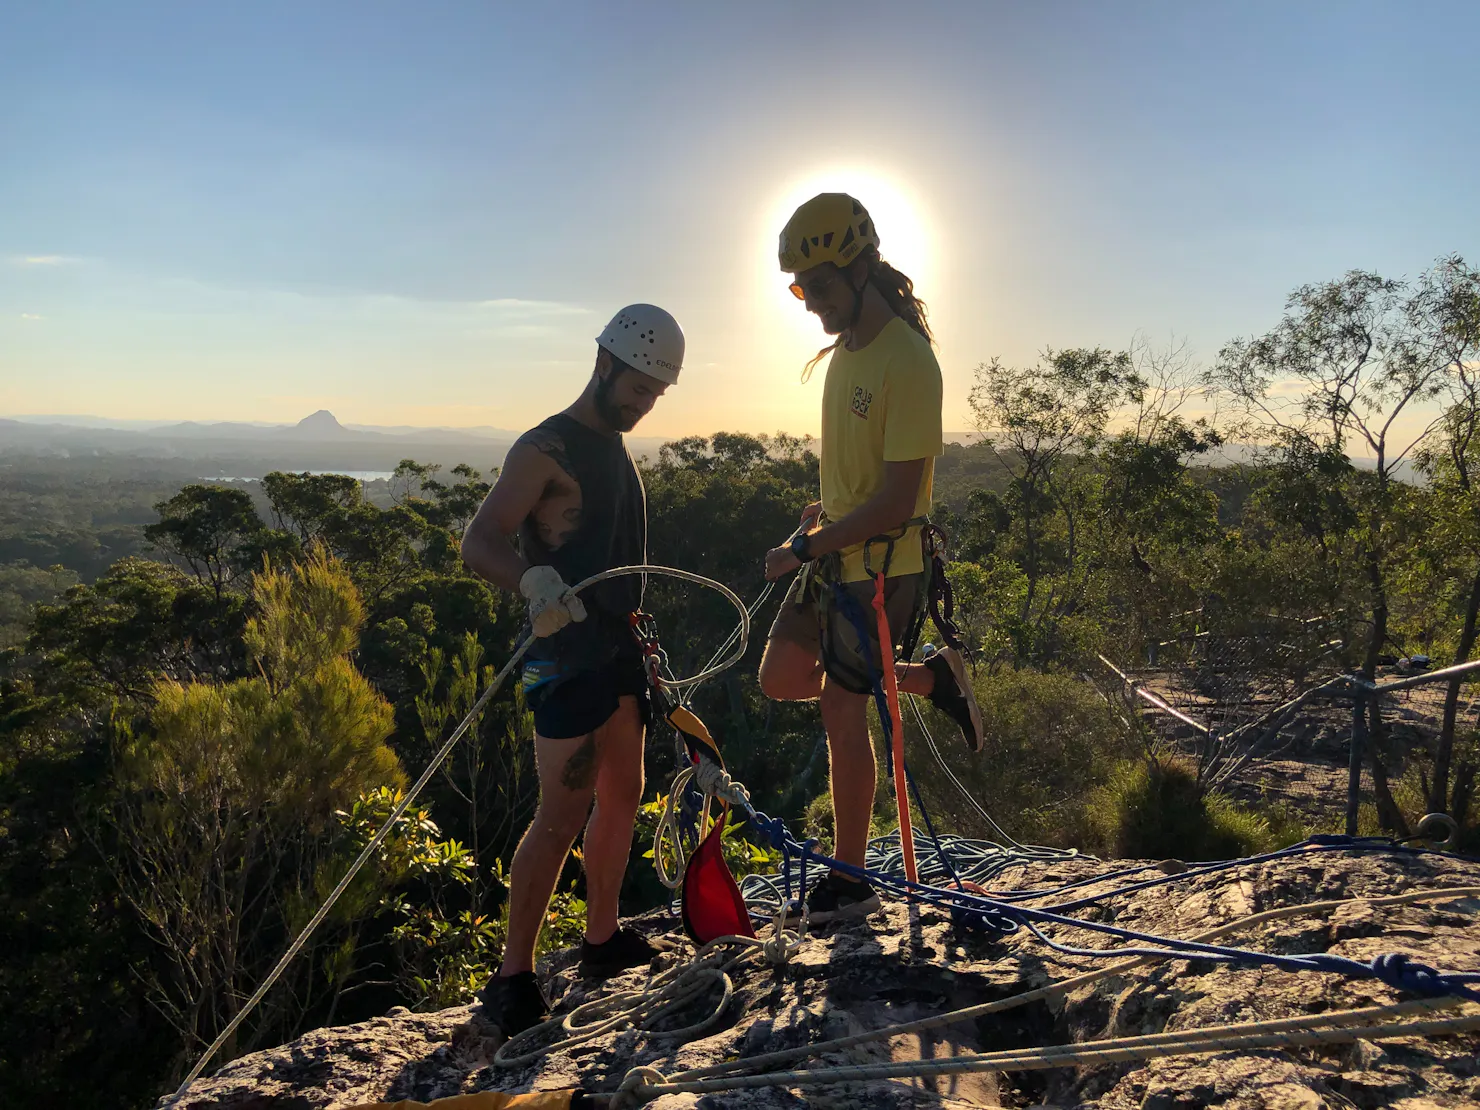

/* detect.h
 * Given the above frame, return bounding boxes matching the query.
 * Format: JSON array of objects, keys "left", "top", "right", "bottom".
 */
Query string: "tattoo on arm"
[
  {"left": 536, "top": 506, "right": 583, "bottom": 549},
  {"left": 517, "top": 428, "right": 579, "bottom": 486},
  {"left": 560, "top": 734, "right": 598, "bottom": 791}
]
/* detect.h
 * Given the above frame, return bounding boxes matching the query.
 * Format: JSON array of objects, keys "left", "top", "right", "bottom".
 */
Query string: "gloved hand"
[{"left": 519, "top": 565, "right": 587, "bottom": 638}]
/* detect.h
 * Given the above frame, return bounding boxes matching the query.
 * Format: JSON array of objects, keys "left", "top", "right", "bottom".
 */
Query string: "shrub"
[
  {"left": 903, "top": 667, "right": 1136, "bottom": 849},
  {"left": 1085, "top": 755, "right": 1284, "bottom": 860}
]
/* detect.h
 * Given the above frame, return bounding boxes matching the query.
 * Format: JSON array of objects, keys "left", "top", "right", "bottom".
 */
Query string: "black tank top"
[{"left": 517, "top": 413, "right": 646, "bottom": 668}]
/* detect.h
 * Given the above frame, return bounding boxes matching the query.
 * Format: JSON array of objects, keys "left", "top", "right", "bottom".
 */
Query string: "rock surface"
[{"left": 167, "top": 847, "right": 1480, "bottom": 1109}]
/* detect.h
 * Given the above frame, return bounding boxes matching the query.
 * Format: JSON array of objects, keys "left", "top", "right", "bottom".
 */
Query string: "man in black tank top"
[{"left": 460, "top": 304, "right": 684, "bottom": 1036}]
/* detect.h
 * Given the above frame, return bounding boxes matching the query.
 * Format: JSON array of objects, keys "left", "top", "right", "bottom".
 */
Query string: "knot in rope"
[
  {"left": 949, "top": 901, "right": 1019, "bottom": 936},
  {"left": 750, "top": 809, "right": 788, "bottom": 851},
  {"left": 694, "top": 757, "right": 751, "bottom": 810},
  {"left": 612, "top": 1064, "right": 667, "bottom": 1110},
  {"left": 1368, "top": 953, "right": 1479, "bottom": 1000},
  {"left": 761, "top": 902, "right": 807, "bottom": 967}
]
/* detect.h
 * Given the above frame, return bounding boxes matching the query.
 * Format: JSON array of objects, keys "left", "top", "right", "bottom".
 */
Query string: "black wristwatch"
[{"left": 789, "top": 532, "right": 814, "bottom": 563}]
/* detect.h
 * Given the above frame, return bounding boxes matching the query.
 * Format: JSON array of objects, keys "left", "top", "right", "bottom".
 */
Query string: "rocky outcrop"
[{"left": 167, "top": 847, "right": 1480, "bottom": 1109}]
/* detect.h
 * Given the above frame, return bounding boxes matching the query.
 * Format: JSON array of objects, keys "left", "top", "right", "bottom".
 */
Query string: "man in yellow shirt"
[{"left": 759, "top": 193, "right": 982, "bottom": 923}]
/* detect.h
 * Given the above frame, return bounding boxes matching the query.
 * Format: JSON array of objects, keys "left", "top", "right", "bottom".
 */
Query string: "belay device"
[{"left": 630, "top": 612, "right": 755, "bottom": 945}]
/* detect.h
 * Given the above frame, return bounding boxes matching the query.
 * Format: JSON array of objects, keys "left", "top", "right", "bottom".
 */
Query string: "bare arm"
[
  {"left": 764, "top": 458, "right": 927, "bottom": 581},
  {"left": 461, "top": 443, "right": 556, "bottom": 592}
]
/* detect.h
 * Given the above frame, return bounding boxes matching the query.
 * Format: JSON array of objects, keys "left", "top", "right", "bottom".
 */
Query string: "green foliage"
[
  {"left": 340, "top": 786, "right": 491, "bottom": 1011},
  {"left": 635, "top": 795, "right": 782, "bottom": 886},
  {"left": 1084, "top": 756, "right": 1291, "bottom": 861},
  {"left": 106, "top": 550, "right": 409, "bottom": 1075},
  {"left": 28, "top": 555, "right": 248, "bottom": 702},
  {"left": 145, "top": 484, "right": 271, "bottom": 597},
  {"left": 906, "top": 669, "right": 1136, "bottom": 849},
  {"left": 0, "top": 560, "right": 78, "bottom": 648}
]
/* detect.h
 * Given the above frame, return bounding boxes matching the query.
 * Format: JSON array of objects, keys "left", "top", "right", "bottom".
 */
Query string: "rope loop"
[{"left": 611, "top": 1065, "right": 667, "bottom": 1110}]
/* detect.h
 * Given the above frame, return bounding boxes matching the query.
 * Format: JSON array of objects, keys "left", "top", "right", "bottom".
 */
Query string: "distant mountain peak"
[
  {"left": 285, "top": 410, "right": 351, "bottom": 439},
  {"left": 297, "top": 410, "right": 342, "bottom": 430}
]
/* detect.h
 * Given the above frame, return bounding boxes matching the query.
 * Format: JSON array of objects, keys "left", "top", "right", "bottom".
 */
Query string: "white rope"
[
  {"left": 609, "top": 884, "right": 1480, "bottom": 1097},
  {"left": 166, "top": 564, "right": 751, "bottom": 1104},
  {"left": 616, "top": 1003, "right": 1480, "bottom": 1103},
  {"left": 495, "top": 913, "right": 806, "bottom": 1070},
  {"left": 650, "top": 765, "right": 702, "bottom": 892},
  {"left": 650, "top": 746, "right": 757, "bottom": 892}
]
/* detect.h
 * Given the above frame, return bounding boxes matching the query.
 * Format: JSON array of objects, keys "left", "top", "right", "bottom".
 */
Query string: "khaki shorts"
[{"left": 768, "top": 571, "right": 924, "bottom": 696}]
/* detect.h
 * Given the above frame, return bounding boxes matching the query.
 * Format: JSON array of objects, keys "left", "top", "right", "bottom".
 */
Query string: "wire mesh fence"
[{"left": 1098, "top": 606, "right": 1480, "bottom": 840}]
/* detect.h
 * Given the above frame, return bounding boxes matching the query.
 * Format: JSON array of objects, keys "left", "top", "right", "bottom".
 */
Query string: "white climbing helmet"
[{"left": 595, "top": 304, "right": 685, "bottom": 385}]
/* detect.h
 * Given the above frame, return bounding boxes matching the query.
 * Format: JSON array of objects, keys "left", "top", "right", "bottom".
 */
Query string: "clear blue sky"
[{"left": 3, "top": 1, "right": 1477, "bottom": 436}]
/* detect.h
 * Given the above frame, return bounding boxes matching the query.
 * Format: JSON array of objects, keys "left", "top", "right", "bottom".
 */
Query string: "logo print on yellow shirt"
[{"left": 851, "top": 386, "right": 874, "bottom": 419}]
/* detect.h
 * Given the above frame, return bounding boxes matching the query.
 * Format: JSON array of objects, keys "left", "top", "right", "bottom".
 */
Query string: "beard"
[{"left": 594, "top": 371, "right": 640, "bottom": 433}]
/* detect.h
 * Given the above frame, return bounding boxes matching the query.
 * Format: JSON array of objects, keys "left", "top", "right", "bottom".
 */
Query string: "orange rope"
[{"left": 871, "top": 571, "right": 918, "bottom": 884}]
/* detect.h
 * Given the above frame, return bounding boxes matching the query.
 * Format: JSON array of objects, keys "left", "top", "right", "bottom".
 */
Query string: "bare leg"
[
  {"left": 581, "top": 695, "right": 646, "bottom": 944},
  {"left": 819, "top": 677, "right": 875, "bottom": 869},
  {"left": 759, "top": 634, "right": 825, "bottom": 701},
  {"left": 897, "top": 661, "right": 934, "bottom": 696},
  {"left": 497, "top": 732, "right": 597, "bottom": 977}
]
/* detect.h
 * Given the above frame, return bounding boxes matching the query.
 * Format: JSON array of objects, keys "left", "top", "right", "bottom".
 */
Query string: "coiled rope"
[{"left": 610, "top": 884, "right": 1480, "bottom": 1105}]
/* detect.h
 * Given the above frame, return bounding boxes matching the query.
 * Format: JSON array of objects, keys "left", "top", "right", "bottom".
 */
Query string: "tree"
[
  {"left": 1411, "top": 261, "right": 1480, "bottom": 821},
  {"left": 261, "top": 471, "right": 363, "bottom": 543},
  {"left": 145, "top": 484, "right": 270, "bottom": 600},
  {"left": 1215, "top": 259, "right": 1478, "bottom": 833},
  {"left": 106, "top": 547, "right": 409, "bottom": 1074},
  {"left": 968, "top": 347, "right": 1137, "bottom": 659},
  {"left": 1214, "top": 265, "right": 1461, "bottom": 677},
  {"left": 28, "top": 557, "right": 248, "bottom": 705}
]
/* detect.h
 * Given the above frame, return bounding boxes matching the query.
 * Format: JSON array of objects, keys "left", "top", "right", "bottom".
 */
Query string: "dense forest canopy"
[{"left": 2, "top": 258, "right": 1479, "bottom": 1108}]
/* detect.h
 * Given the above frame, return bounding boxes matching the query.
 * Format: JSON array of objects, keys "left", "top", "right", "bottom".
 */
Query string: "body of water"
[{"left": 199, "top": 470, "right": 397, "bottom": 483}]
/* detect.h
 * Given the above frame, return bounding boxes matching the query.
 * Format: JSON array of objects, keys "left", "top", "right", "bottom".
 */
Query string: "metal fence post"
[{"left": 1346, "top": 681, "right": 1368, "bottom": 836}]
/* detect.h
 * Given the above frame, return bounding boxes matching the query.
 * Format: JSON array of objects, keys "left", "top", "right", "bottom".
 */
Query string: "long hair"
[{"left": 802, "top": 249, "right": 934, "bottom": 381}]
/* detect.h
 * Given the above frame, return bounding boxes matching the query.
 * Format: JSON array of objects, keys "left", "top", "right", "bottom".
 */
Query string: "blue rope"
[
  {"left": 741, "top": 805, "right": 1480, "bottom": 1001},
  {"left": 756, "top": 576, "right": 1480, "bottom": 1000}
]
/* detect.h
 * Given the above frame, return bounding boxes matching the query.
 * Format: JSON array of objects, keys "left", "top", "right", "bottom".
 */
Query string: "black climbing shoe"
[
  {"left": 477, "top": 971, "right": 550, "bottom": 1038},
  {"left": 924, "top": 646, "right": 984, "bottom": 753},
  {"left": 788, "top": 872, "right": 882, "bottom": 925},
  {"left": 578, "top": 925, "right": 676, "bottom": 978}
]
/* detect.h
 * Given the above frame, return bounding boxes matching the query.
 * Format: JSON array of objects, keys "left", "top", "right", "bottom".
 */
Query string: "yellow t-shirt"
[{"left": 820, "top": 316, "right": 944, "bottom": 582}]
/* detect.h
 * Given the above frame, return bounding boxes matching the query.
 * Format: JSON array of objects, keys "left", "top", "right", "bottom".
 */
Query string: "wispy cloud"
[
  {"left": 10, "top": 255, "right": 78, "bottom": 266},
  {"left": 477, "top": 298, "right": 590, "bottom": 316},
  {"left": 19, "top": 313, "right": 43, "bottom": 321}
]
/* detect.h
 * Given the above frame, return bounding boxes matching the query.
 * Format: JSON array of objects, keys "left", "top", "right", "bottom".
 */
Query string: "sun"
[{"left": 769, "top": 170, "right": 932, "bottom": 282}]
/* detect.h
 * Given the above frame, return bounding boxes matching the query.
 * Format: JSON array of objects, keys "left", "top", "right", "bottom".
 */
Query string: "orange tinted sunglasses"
[{"left": 788, "top": 272, "right": 842, "bottom": 301}]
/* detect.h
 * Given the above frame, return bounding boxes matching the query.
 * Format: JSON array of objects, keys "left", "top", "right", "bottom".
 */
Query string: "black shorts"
[{"left": 523, "top": 655, "right": 652, "bottom": 740}]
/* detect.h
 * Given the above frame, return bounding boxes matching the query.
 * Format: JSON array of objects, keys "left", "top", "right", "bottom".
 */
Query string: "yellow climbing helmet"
[{"left": 778, "top": 192, "right": 880, "bottom": 273}]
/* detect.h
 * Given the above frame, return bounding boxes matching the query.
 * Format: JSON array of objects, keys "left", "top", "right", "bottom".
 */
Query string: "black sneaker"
[
  {"left": 578, "top": 925, "right": 677, "bottom": 978},
  {"left": 924, "top": 646, "right": 984, "bottom": 753},
  {"left": 477, "top": 971, "right": 550, "bottom": 1037},
  {"left": 787, "top": 872, "right": 882, "bottom": 925}
]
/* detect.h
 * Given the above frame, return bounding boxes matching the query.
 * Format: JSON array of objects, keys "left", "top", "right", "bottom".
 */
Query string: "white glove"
[{"left": 519, "top": 565, "right": 587, "bottom": 639}]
